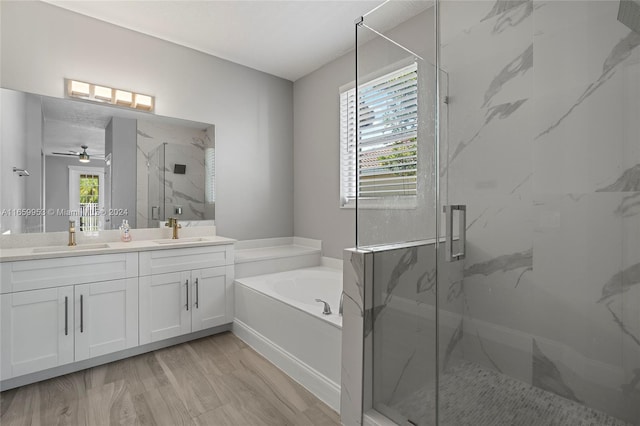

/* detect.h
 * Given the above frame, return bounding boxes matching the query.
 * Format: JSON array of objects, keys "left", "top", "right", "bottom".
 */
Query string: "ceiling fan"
[{"left": 51, "top": 145, "right": 104, "bottom": 163}]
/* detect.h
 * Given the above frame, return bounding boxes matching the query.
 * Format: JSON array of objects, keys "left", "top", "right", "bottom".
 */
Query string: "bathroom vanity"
[{"left": 0, "top": 231, "right": 234, "bottom": 390}]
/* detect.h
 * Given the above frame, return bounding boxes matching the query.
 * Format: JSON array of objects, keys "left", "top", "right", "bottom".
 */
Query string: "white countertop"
[{"left": 0, "top": 226, "right": 235, "bottom": 262}]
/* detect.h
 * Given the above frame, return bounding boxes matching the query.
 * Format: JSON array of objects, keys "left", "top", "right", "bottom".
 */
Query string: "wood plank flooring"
[{"left": 0, "top": 332, "right": 341, "bottom": 426}]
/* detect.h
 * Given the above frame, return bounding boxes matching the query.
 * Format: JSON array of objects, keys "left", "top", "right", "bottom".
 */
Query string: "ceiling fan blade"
[{"left": 51, "top": 152, "right": 77, "bottom": 156}]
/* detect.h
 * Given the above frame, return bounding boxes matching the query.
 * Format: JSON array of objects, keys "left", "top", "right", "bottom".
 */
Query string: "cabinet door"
[
  {"left": 0, "top": 286, "right": 74, "bottom": 380},
  {"left": 75, "top": 278, "right": 138, "bottom": 361},
  {"left": 191, "top": 267, "right": 228, "bottom": 332},
  {"left": 139, "top": 271, "right": 191, "bottom": 344}
]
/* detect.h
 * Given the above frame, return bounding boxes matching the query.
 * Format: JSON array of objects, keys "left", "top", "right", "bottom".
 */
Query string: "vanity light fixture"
[{"left": 66, "top": 79, "right": 155, "bottom": 113}]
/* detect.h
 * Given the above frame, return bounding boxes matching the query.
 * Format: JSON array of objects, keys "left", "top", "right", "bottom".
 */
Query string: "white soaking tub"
[{"left": 233, "top": 266, "right": 342, "bottom": 412}]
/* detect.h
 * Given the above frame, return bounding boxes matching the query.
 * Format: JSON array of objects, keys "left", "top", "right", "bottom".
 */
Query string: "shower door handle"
[{"left": 443, "top": 205, "right": 466, "bottom": 262}]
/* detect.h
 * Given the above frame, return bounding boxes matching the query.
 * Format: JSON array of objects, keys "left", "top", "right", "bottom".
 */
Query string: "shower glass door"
[
  {"left": 437, "top": 1, "right": 640, "bottom": 424},
  {"left": 354, "top": 3, "right": 439, "bottom": 424}
]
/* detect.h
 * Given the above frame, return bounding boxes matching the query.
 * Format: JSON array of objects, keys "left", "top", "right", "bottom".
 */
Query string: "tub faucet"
[
  {"left": 68, "top": 220, "right": 77, "bottom": 246},
  {"left": 315, "top": 299, "right": 332, "bottom": 315}
]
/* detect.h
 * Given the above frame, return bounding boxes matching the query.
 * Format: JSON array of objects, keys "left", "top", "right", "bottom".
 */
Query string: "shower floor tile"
[{"left": 387, "top": 362, "right": 632, "bottom": 426}]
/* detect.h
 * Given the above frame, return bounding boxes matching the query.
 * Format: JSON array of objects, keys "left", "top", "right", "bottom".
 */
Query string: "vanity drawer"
[
  {"left": 139, "top": 244, "right": 233, "bottom": 276},
  {"left": 0, "top": 253, "right": 138, "bottom": 294}
]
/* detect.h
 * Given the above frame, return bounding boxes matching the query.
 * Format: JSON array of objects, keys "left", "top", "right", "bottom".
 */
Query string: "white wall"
[{"left": 1, "top": 1, "right": 293, "bottom": 240}]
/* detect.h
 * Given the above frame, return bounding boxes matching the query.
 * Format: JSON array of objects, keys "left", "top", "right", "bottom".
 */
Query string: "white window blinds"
[
  {"left": 340, "top": 63, "right": 418, "bottom": 206},
  {"left": 205, "top": 147, "right": 215, "bottom": 203}
]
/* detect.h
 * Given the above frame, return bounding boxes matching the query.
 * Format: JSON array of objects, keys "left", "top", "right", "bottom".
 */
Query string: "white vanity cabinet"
[
  {"left": 0, "top": 239, "right": 234, "bottom": 388},
  {"left": 0, "top": 253, "right": 139, "bottom": 380},
  {"left": 0, "top": 286, "right": 74, "bottom": 379},
  {"left": 74, "top": 278, "right": 138, "bottom": 361},
  {"left": 139, "top": 245, "right": 234, "bottom": 344}
]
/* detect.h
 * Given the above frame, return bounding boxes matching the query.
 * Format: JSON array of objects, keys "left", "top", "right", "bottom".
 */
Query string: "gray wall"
[
  {"left": 24, "top": 94, "right": 43, "bottom": 233},
  {"left": 1, "top": 1, "right": 293, "bottom": 240},
  {"left": 106, "top": 117, "right": 137, "bottom": 228},
  {"left": 0, "top": 89, "right": 27, "bottom": 234}
]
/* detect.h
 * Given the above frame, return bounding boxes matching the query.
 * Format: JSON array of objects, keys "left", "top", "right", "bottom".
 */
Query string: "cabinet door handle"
[
  {"left": 64, "top": 296, "right": 69, "bottom": 336},
  {"left": 80, "top": 294, "right": 84, "bottom": 333},
  {"left": 195, "top": 278, "right": 199, "bottom": 309},
  {"left": 186, "top": 279, "right": 189, "bottom": 311}
]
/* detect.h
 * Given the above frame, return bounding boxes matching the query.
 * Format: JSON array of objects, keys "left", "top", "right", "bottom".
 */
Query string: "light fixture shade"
[
  {"left": 79, "top": 146, "right": 90, "bottom": 163},
  {"left": 66, "top": 79, "right": 155, "bottom": 113}
]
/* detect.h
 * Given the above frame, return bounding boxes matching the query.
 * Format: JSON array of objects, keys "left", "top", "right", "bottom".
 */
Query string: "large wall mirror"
[{"left": 0, "top": 87, "right": 215, "bottom": 235}]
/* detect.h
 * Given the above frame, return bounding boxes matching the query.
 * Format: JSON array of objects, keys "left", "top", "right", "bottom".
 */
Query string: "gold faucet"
[
  {"left": 165, "top": 217, "right": 181, "bottom": 239},
  {"left": 68, "top": 220, "right": 77, "bottom": 246}
]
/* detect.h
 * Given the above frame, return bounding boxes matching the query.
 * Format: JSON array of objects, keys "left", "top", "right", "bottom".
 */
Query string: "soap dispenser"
[{"left": 120, "top": 219, "right": 132, "bottom": 242}]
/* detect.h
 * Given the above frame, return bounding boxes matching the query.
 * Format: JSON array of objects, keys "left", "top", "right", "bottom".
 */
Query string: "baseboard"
[{"left": 232, "top": 319, "right": 341, "bottom": 413}]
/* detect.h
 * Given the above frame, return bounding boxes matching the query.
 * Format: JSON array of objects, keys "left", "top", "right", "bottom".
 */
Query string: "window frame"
[
  {"left": 68, "top": 165, "right": 105, "bottom": 234},
  {"left": 339, "top": 61, "right": 419, "bottom": 210}
]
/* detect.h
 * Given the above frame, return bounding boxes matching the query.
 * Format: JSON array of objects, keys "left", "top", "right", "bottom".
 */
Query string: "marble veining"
[
  {"left": 482, "top": 44, "right": 533, "bottom": 108},
  {"left": 481, "top": 0, "right": 530, "bottom": 23},
  {"left": 535, "top": 31, "right": 640, "bottom": 140},
  {"left": 514, "top": 266, "right": 532, "bottom": 288},
  {"left": 383, "top": 247, "right": 418, "bottom": 305},
  {"left": 597, "top": 164, "right": 640, "bottom": 192},
  {"left": 364, "top": 305, "right": 385, "bottom": 339},
  {"left": 443, "top": 320, "right": 464, "bottom": 370},
  {"left": 464, "top": 248, "right": 533, "bottom": 279},
  {"left": 350, "top": 251, "right": 365, "bottom": 307},
  {"left": 605, "top": 301, "right": 640, "bottom": 347},
  {"left": 510, "top": 173, "right": 531, "bottom": 195},
  {"left": 615, "top": 192, "right": 640, "bottom": 217},
  {"left": 492, "top": 1, "right": 532, "bottom": 35},
  {"left": 476, "top": 330, "right": 503, "bottom": 373},
  {"left": 620, "top": 369, "right": 640, "bottom": 397},
  {"left": 597, "top": 262, "right": 640, "bottom": 303},
  {"left": 532, "top": 339, "right": 582, "bottom": 403},
  {"left": 417, "top": 268, "right": 436, "bottom": 293},
  {"left": 137, "top": 129, "right": 153, "bottom": 139},
  {"left": 386, "top": 349, "right": 418, "bottom": 405},
  {"left": 448, "top": 99, "right": 528, "bottom": 168},
  {"left": 466, "top": 207, "right": 489, "bottom": 231},
  {"left": 447, "top": 280, "right": 464, "bottom": 303}
]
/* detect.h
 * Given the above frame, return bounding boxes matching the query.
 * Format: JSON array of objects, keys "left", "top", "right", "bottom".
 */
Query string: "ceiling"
[{"left": 42, "top": 0, "right": 431, "bottom": 82}]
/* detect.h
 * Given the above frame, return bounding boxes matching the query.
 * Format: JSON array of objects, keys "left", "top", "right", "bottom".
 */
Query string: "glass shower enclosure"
[{"left": 354, "top": 1, "right": 640, "bottom": 425}]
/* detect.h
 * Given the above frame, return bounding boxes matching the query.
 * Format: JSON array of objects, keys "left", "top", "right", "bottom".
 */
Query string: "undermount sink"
[
  {"left": 153, "top": 237, "right": 207, "bottom": 244},
  {"left": 31, "top": 243, "right": 111, "bottom": 253}
]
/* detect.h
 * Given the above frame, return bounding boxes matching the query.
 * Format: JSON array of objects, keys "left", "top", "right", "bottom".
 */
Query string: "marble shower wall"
[
  {"left": 368, "top": 241, "right": 463, "bottom": 425},
  {"left": 441, "top": 0, "right": 640, "bottom": 422},
  {"left": 136, "top": 120, "right": 214, "bottom": 227}
]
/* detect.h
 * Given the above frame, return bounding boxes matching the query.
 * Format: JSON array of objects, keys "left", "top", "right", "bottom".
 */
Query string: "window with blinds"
[
  {"left": 205, "top": 147, "right": 215, "bottom": 203},
  {"left": 340, "top": 63, "right": 418, "bottom": 207}
]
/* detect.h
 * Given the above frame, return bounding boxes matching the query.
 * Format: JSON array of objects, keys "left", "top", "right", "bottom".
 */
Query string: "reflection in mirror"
[
  {"left": 0, "top": 87, "right": 215, "bottom": 235},
  {"left": 137, "top": 120, "right": 215, "bottom": 228}
]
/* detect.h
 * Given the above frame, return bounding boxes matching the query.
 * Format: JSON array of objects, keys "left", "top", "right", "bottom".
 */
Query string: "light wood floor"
[{"left": 0, "top": 332, "right": 341, "bottom": 426}]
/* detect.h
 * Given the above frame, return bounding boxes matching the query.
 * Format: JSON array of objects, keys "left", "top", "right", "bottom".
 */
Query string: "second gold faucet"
[
  {"left": 165, "top": 217, "right": 181, "bottom": 239},
  {"left": 68, "top": 220, "right": 77, "bottom": 246}
]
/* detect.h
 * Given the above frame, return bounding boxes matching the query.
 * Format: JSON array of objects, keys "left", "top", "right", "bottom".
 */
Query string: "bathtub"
[{"left": 233, "top": 266, "right": 342, "bottom": 412}]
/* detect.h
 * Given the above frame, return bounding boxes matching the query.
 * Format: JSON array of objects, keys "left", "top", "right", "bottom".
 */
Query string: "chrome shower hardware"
[{"left": 315, "top": 299, "right": 332, "bottom": 315}]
